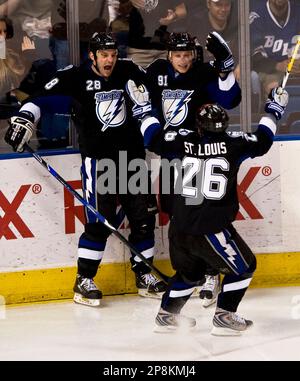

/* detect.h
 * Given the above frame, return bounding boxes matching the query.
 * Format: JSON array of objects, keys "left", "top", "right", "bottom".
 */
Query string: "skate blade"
[
  {"left": 202, "top": 297, "right": 217, "bottom": 308},
  {"left": 154, "top": 324, "right": 196, "bottom": 334},
  {"left": 153, "top": 324, "right": 177, "bottom": 333},
  {"left": 211, "top": 326, "right": 244, "bottom": 336},
  {"left": 190, "top": 287, "right": 201, "bottom": 298},
  {"left": 138, "top": 289, "right": 163, "bottom": 299},
  {"left": 73, "top": 293, "right": 101, "bottom": 307}
]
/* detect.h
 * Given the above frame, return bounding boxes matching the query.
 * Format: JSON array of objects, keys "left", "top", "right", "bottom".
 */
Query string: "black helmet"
[
  {"left": 89, "top": 32, "right": 117, "bottom": 57},
  {"left": 196, "top": 104, "right": 229, "bottom": 133},
  {"left": 166, "top": 32, "right": 196, "bottom": 51}
]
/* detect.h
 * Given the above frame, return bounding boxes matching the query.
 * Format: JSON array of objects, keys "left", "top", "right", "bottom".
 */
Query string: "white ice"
[{"left": 0, "top": 287, "right": 300, "bottom": 361}]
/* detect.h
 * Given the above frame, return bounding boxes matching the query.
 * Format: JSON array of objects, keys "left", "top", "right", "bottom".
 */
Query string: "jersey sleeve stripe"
[
  {"left": 140, "top": 116, "right": 161, "bottom": 146},
  {"left": 218, "top": 71, "right": 236, "bottom": 91},
  {"left": 258, "top": 115, "right": 277, "bottom": 135},
  {"left": 19, "top": 102, "right": 41, "bottom": 123}
]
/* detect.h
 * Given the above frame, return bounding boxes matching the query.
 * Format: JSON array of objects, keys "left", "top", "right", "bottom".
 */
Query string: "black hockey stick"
[{"left": 24, "top": 143, "right": 169, "bottom": 284}]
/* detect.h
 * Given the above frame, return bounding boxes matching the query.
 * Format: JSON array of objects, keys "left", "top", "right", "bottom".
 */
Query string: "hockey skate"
[
  {"left": 154, "top": 308, "right": 196, "bottom": 333},
  {"left": 199, "top": 274, "right": 220, "bottom": 307},
  {"left": 136, "top": 272, "right": 167, "bottom": 299},
  {"left": 73, "top": 274, "right": 102, "bottom": 307},
  {"left": 211, "top": 307, "right": 253, "bottom": 336}
]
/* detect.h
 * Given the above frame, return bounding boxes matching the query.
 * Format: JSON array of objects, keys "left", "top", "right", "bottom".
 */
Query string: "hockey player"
[
  {"left": 139, "top": 86, "right": 289, "bottom": 335},
  {"left": 4, "top": 32, "right": 166, "bottom": 305},
  {"left": 145, "top": 31, "right": 241, "bottom": 306}
]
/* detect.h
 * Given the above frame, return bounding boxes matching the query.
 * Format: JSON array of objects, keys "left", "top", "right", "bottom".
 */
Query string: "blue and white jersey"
[
  {"left": 18, "top": 59, "right": 160, "bottom": 160},
  {"left": 250, "top": 0, "right": 300, "bottom": 62},
  {"left": 140, "top": 113, "right": 277, "bottom": 234},
  {"left": 145, "top": 59, "right": 241, "bottom": 138}
]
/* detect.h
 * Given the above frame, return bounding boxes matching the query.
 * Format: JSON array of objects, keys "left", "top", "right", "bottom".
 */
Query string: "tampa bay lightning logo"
[
  {"left": 162, "top": 89, "right": 194, "bottom": 128},
  {"left": 95, "top": 90, "right": 126, "bottom": 132}
]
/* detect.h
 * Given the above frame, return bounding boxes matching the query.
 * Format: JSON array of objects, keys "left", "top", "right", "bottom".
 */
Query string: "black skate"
[
  {"left": 136, "top": 273, "right": 167, "bottom": 299},
  {"left": 73, "top": 274, "right": 102, "bottom": 307}
]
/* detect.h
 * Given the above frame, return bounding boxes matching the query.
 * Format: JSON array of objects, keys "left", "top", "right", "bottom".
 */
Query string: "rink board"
[{"left": 1, "top": 140, "right": 300, "bottom": 303}]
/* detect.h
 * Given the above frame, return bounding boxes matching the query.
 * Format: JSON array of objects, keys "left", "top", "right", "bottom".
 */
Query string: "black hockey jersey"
[
  {"left": 143, "top": 115, "right": 276, "bottom": 235},
  {"left": 145, "top": 59, "right": 241, "bottom": 133},
  {"left": 22, "top": 60, "right": 152, "bottom": 161}
]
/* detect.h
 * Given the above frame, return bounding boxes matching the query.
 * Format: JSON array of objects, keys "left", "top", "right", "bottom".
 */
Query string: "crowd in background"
[{"left": 0, "top": 0, "right": 299, "bottom": 152}]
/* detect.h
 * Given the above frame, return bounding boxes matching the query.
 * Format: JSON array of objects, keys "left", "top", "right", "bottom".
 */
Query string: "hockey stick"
[
  {"left": 24, "top": 143, "right": 169, "bottom": 284},
  {"left": 281, "top": 38, "right": 300, "bottom": 90}
]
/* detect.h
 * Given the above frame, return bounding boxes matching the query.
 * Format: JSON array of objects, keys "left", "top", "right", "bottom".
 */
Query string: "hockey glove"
[
  {"left": 126, "top": 79, "right": 152, "bottom": 118},
  {"left": 206, "top": 31, "right": 234, "bottom": 73},
  {"left": 264, "top": 87, "right": 289, "bottom": 121},
  {"left": 4, "top": 113, "right": 35, "bottom": 152}
]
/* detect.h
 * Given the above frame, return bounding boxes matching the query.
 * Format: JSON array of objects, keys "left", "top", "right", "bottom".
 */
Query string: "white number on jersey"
[
  {"left": 45, "top": 78, "right": 59, "bottom": 90},
  {"left": 179, "top": 157, "right": 229, "bottom": 200},
  {"left": 86, "top": 80, "right": 102, "bottom": 91},
  {"left": 158, "top": 75, "right": 168, "bottom": 87}
]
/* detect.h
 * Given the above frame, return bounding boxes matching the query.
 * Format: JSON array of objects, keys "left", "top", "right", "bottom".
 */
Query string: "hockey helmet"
[
  {"left": 166, "top": 32, "right": 196, "bottom": 52},
  {"left": 196, "top": 104, "right": 229, "bottom": 133},
  {"left": 89, "top": 32, "right": 117, "bottom": 57}
]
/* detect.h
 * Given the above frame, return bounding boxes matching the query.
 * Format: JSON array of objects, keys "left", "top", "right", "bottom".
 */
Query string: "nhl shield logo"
[
  {"left": 95, "top": 90, "right": 126, "bottom": 132},
  {"left": 162, "top": 89, "right": 194, "bottom": 127}
]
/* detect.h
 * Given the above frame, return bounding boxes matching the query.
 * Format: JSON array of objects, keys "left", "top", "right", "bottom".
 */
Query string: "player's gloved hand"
[
  {"left": 206, "top": 31, "right": 234, "bottom": 73},
  {"left": 126, "top": 79, "right": 152, "bottom": 118},
  {"left": 264, "top": 87, "right": 289, "bottom": 121},
  {"left": 4, "top": 113, "right": 35, "bottom": 152}
]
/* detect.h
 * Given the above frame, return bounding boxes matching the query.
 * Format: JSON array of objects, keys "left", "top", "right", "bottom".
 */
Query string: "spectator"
[
  {"left": 110, "top": 0, "right": 132, "bottom": 58},
  {"left": 6, "top": 0, "right": 53, "bottom": 60},
  {"left": 50, "top": 0, "right": 109, "bottom": 69},
  {"left": 127, "top": 0, "right": 187, "bottom": 68},
  {"left": 189, "top": 0, "right": 240, "bottom": 80},
  {"left": 250, "top": 0, "right": 300, "bottom": 98},
  {"left": 0, "top": 16, "right": 24, "bottom": 101},
  {"left": 0, "top": 0, "right": 19, "bottom": 17}
]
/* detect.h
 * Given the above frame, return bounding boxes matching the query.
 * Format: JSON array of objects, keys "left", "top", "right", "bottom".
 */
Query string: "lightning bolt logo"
[
  {"left": 162, "top": 90, "right": 193, "bottom": 129},
  {"left": 208, "top": 232, "right": 239, "bottom": 270},
  {"left": 224, "top": 246, "right": 238, "bottom": 268},
  {"left": 95, "top": 90, "right": 126, "bottom": 131},
  {"left": 101, "top": 96, "right": 124, "bottom": 132}
]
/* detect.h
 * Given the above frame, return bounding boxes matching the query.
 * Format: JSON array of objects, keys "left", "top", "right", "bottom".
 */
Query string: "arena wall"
[{"left": 1, "top": 140, "right": 300, "bottom": 304}]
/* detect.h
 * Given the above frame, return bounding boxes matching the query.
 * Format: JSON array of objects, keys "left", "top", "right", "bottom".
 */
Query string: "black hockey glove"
[
  {"left": 206, "top": 31, "right": 234, "bottom": 73},
  {"left": 4, "top": 113, "right": 35, "bottom": 152},
  {"left": 265, "top": 87, "right": 289, "bottom": 121}
]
